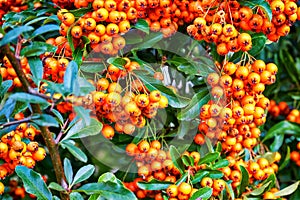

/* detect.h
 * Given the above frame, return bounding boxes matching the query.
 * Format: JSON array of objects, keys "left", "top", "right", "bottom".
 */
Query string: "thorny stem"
[{"left": 0, "top": 45, "right": 69, "bottom": 200}]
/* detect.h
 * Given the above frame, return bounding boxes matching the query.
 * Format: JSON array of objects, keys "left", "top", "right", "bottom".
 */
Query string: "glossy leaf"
[
  {"left": 28, "top": 57, "right": 43, "bottom": 86},
  {"left": 263, "top": 121, "right": 300, "bottom": 142},
  {"left": 191, "top": 170, "right": 209, "bottom": 184},
  {"left": 33, "top": 114, "right": 59, "bottom": 127},
  {"left": 9, "top": 92, "right": 50, "bottom": 106},
  {"left": 61, "top": 140, "right": 87, "bottom": 163},
  {"left": 15, "top": 166, "right": 52, "bottom": 200},
  {"left": 70, "top": 192, "right": 84, "bottom": 200},
  {"left": 106, "top": 57, "right": 126, "bottom": 69},
  {"left": 64, "top": 61, "right": 78, "bottom": 94},
  {"left": 249, "top": 181, "right": 271, "bottom": 196},
  {"left": 137, "top": 180, "right": 172, "bottom": 190},
  {"left": 48, "top": 182, "right": 65, "bottom": 192},
  {"left": 213, "top": 159, "right": 229, "bottom": 169},
  {"left": 21, "top": 42, "right": 57, "bottom": 57},
  {"left": 169, "top": 145, "right": 185, "bottom": 174},
  {"left": 198, "top": 152, "right": 220, "bottom": 165},
  {"left": 274, "top": 181, "right": 300, "bottom": 197},
  {"left": 190, "top": 187, "right": 212, "bottom": 200},
  {"left": 177, "top": 89, "right": 210, "bottom": 120},
  {"left": 31, "top": 24, "right": 60, "bottom": 38},
  {"left": 0, "top": 25, "right": 34, "bottom": 46},
  {"left": 72, "top": 165, "right": 95, "bottom": 186},
  {"left": 134, "top": 19, "right": 149, "bottom": 34},
  {"left": 64, "top": 158, "right": 73, "bottom": 185},
  {"left": 181, "top": 155, "right": 194, "bottom": 167},
  {"left": 239, "top": 165, "right": 249, "bottom": 195},
  {"left": 0, "top": 80, "right": 13, "bottom": 97},
  {"left": 279, "top": 146, "right": 290, "bottom": 171}
]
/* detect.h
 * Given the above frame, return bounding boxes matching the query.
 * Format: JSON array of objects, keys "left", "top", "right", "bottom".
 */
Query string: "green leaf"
[
  {"left": 77, "top": 180, "right": 137, "bottom": 200},
  {"left": 198, "top": 152, "right": 220, "bottom": 165},
  {"left": 190, "top": 187, "right": 213, "bottom": 200},
  {"left": 225, "top": 181, "right": 235, "bottom": 200},
  {"left": 33, "top": 114, "right": 59, "bottom": 127},
  {"left": 279, "top": 50, "right": 299, "bottom": 85},
  {"left": 61, "top": 140, "right": 87, "bottom": 163},
  {"left": 136, "top": 32, "right": 163, "bottom": 49},
  {"left": 239, "top": 165, "right": 249, "bottom": 195},
  {"left": 181, "top": 155, "right": 194, "bottom": 167},
  {"left": 64, "top": 158, "right": 73, "bottom": 185},
  {"left": 21, "top": 42, "right": 57, "bottom": 57},
  {"left": 71, "top": 165, "right": 95, "bottom": 186},
  {"left": 106, "top": 57, "right": 126, "bottom": 69},
  {"left": 64, "top": 61, "right": 78, "bottom": 94},
  {"left": 263, "top": 121, "right": 300, "bottom": 142},
  {"left": 207, "top": 170, "right": 224, "bottom": 179},
  {"left": 15, "top": 166, "right": 52, "bottom": 200},
  {"left": 134, "top": 71, "right": 189, "bottom": 108},
  {"left": 31, "top": 24, "right": 60, "bottom": 38},
  {"left": 0, "top": 80, "right": 13, "bottom": 97},
  {"left": 213, "top": 159, "right": 229, "bottom": 169},
  {"left": 74, "top": 106, "right": 91, "bottom": 126},
  {"left": 80, "top": 61, "right": 105, "bottom": 73},
  {"left": 134, "top": 19, "right": 149, "bottom": 34},
  {"left": 169, "top": 145, "right": 185, "bottom": 174},
  {"left": 177, "top": 90, "right": 210, "bottom": 120},
  {"left": 76, "top": 77, "right": 96, "bottom": 96},
  {"left": 279, "top": 146, "right": 290, "bottom": 171},
  {"left": 239, "top": 0, "right": 272, "bottom": 21},
  {"left": 48, "top": 182, "right": 65, "bottom": 192},
  {"left": 249, "top": 181, "right": 271, "bottom": 196},
  {"left": 70, "top": 192, "right": 84, "bottom": 200},
  {"left": 274, "top": 181, "right": 300, "bottom": 197},
  {"left": 9, "top": 92, "right": 50, "bottom": 106},
  {"left": 191, "top": 170, "right": 209, "bottom": 184},
  {"left": 51, "top": 109, "right": 64, "bottom": 124},
  {"left": 137, "top": 180, "right": 172, "bottom": 190},
  {"left": 63, "top": 118, "right": 102, "bottom": 141},
  {"left": 28, "top": 57, "right": 43, "bottom": 86},
  {"left": 0, "top": 26, "right": 34, "bottom": 46}
]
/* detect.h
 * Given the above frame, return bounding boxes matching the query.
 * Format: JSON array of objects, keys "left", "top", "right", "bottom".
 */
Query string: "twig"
[
  {"left": 0, "top": 116, "right": 33, "bottom": 128},
  {"left": 0, "top": 45, "right": 69, "bottom": 200},
  {"left": 55, "top": 119, "right": 69, "bottom": 144}
]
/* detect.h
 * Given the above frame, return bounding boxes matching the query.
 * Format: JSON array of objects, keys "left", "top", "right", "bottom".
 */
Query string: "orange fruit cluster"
[
  {"left": 0, "top": 0, "right": 28, "bottom": 24},
  {"left": 221, "top": 154, "right": 281, "bottom": 190},
  {"left": 196, "top": 60, "right": 278, "bottom": 153},
  {"left": 0, "top": 121, "right": 46, "bottom": 181},
  {"left": 269, "top": 100, "right": 300, "bottom": 123}
]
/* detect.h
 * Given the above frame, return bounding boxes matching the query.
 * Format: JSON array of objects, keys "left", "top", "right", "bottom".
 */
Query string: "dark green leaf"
[
  {"left": 198, "top": 152, "right": 220, "bottom": 165},
  {"left": 190, "top": 187, "right": 213, "bottom": 200},
  {"left": 21, "top": 42, "right": 57, "bottom": 57},
  {"left": 31, "top": 24, "right": 60, "bottom": 38},
  {"left": 134, "top": 19, "right": 149, "bottom": 34},
  {"left": 28, "top": 57, "right": 43, "bottom": 86},
  {"left": 213, "top": 159, "right": 229, "bottom": 169},
  {"left": 181, "top": 155, "right": 194, "bottom": 167},
  {"left": 239, "top": 165, "right": 249, "bottom": 195},
  {"left": 169, "top": 145, "right": 185, "bottom": 174},
  {"left": 207, "top": 170, "right": 224, "bottom": 179},
  {"left": 137, "top": 180, "right": 172, "bottom": 190},
  {"left": 51, "top": 109, "right": 64, "bottom": 124},
  {"left": 48, "top": 182, "right": 65, "bottom": 192},
  {"left": 72, "top": 165, "right": 95, "bottom": 186},
  {"left": 249, "top": 181, "right": 271, "bottom": 196},
  {"left": 15, "top": 166, "right": 52, "bottom": 199},
  {"left": 177, "top": 90, "right": 210, "bottom": 120},
  {"left": 61, "top": 140, "right": 87, "bottom": 163},
  {"left": 191, "top": 170, "right": 209, "bottom": 184},
  {"left": 0, "top": 26, "right": 34, "bottom": 46},
  {"left": 263, "top": 121, "right": 300, "bottom": 142},
  {"left": 64, "top": 158, "right": 73, "bottom": 185},
  {"left": 106, "top": 57, "right": 126, "bottom": 69},
  {"left": 77, "top": 181, "right": 137, "bottom": 200},
  {"left": 279, "top": 146, "right": 290, "bottom": 171},
  {"left": 33, "top": 114, "right": 59, "bottom": 127}
]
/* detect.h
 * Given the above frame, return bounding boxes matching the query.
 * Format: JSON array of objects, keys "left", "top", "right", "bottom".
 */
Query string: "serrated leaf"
[
  {"left": 71, "top": 165, "right": 95, "bottom": 186},
  {"left": 137, "top": 180, "right": 172, "bottom": 190},
  {"left": 48, "top": 182, "right": 65, "bottom": 192},
  {"left": 190, "top": 187, "right": 212, "bottom": 200},
  {"left": 177, "top": 90, "right": 210, "bottom": 120},
  {"left": 274, "top": 181, "right": 299, "bottom": 197},
  {"left": 15, "top": 166, "right": 52, "bottom": 200},
  {"left": 64, "top": 158, "right": 73, "bottom": 185},
  {"left": 0, "top": 26, "right": 34, "bottom": 46}
]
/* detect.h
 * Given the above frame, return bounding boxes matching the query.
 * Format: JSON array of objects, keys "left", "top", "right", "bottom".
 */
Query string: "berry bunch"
[
  {"left": 269, "top": 100, "right": 300, "bottom": 123},
  {"left": 197, "top": 60, "right": 277, "bottom": 153},
  {"left": 0, "top": 0, "right": 27, "bottom": 24},
  {"left": 0, "top": 121, "right": 46, "bottom": 181}
]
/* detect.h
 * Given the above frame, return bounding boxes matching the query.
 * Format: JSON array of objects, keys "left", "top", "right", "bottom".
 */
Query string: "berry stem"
[{"left": 0, "top": 45, "right": 70, "bottom": 200}]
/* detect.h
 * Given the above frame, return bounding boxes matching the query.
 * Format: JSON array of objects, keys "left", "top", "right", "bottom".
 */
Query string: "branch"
[
  {"left": 0, "top": 45, "right": 69, "bottom": 200},
  {"left": 0, "top": 116, "right": 33, "bottom": 128}
]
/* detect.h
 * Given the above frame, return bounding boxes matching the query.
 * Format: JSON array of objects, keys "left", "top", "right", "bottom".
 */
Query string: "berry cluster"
[
  {"left": 269, "top": 100, "right": 300, "bottom": 123},
  {"left": 197, "top": 60, "right": 277, "bottom": 153},
  {"left": 0, "top": 0, "right": 28, "bottom": 24},
  {"left": 0, "top": 121, "right": 46, "bottom": 181}
]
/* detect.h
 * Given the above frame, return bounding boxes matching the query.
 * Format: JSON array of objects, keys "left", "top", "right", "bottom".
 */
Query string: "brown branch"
[{"left": 0, "top": 45, "right": 69, "bottom": 200}]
